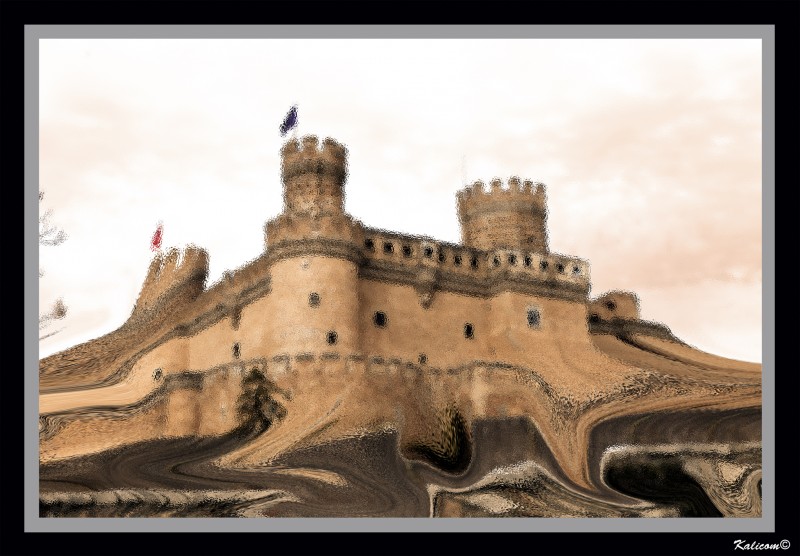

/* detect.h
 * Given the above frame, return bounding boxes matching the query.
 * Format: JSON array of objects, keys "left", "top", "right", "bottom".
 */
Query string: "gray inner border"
[{"left": 25, "top": 25, "right": 775, "bottom": 533}]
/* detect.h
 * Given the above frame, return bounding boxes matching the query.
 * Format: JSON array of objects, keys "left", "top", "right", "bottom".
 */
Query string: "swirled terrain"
[{"left": 40, "top": 328, "right": 761, "bottom": 518}]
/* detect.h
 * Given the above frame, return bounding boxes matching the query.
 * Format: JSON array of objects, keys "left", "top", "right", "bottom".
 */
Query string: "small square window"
[
  {"left": 402, "top": 245, "right": 412, "bottom": 257},
  {"left": 572, "top": 265, "right": 580, "bottom": 275},
  {"left": 326, "top": 331, "right": 338, "bottom": 345},
  {"left": 233, "top": 343, "right": 241, "bottom": 359},
  {"left": 470, "top": 256, "right": 479, "bottom": 269},
  {"left": 524, "top": 256, "right": 532, "bottom": 267},
  {"left": 556, "top": 263, "right": 565, "bottom": 273},
  {"left": 424, "top": 246, "right": 433, "bottom": 258},
  {"left": 464, "top": 323, "right": 474, "bottom": 339},
  {"left": 364, "top": 239, "right": 375, "bottom": 251},
  {"left": 418, "top": 353, "right": 427, "bottom": 365},
  {"left": 438, "top": 250, "right": 446, "bottom": 263},
  {"left": 540, "top": 260, "right": 549, "bottom": 271},
  {"left": 383, "top": 242, "right": 394, "bottom": 254},
  {"left": 527, "top": 309, "right": 540, "bottom": 328},
  {"left": 508, "top": 254, "right": 517, "bottom": 265},
  {"left": 309, "top": 292, "right": 320, "bottom": 307},
  {"left": 453, "top": 255, "right": 462, "bottom": 266},
  {"left": 373, "top": 311, "right": 387, "bottom": 328},
  {"left": 493, "top": 257, "right": 500, "bottom": 267}
]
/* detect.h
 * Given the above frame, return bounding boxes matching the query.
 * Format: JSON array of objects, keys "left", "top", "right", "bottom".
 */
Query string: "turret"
[
  {"left": 266, "top": 135, "right": 363, "bottom": 358},
  {"left": 280, "top": 135, "right": 348, "bottom": 217},
  {"left": 132, "top": 246, "right": 209, "bottom": 316},
  {"left": 456, "top": 177, "right": 549, "bottom": 253}
]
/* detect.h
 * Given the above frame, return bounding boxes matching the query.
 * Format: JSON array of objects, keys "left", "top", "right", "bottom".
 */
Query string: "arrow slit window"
[{"left": 527, "top": 307, "right": 541, "bottom": 329}]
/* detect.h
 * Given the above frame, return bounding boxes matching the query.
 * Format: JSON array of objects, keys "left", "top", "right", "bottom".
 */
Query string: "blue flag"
[{"left": 280, "top": 105, "right": 298, "bottom": 136}]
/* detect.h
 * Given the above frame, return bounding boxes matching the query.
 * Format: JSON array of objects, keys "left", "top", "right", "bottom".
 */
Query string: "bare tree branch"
[{"left": 39, "top": 191, "right": 69, "bottom": 339}]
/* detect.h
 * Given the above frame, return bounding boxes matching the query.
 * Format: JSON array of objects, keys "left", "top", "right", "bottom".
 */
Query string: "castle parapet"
[
  {"left": 457, "top": 177, "right": 548, "bottom": 253},
  {"left": 360, "top": 228, "right": 589, "bottom": 300}
]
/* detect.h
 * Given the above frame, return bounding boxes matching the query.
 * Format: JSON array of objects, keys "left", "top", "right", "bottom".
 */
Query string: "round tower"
[
  {"left": 456, "top": 177, "right": 549, "bottom": 253},
  {"left": 280, "top": 135, "right": 347, "bottom": 216},
  {"left": 265, "top": 135, "right": 363, "bottom": 360}
]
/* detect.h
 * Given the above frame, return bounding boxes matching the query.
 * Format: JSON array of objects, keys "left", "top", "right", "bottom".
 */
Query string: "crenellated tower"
[
  {"left": 280, "top": 135, "right": 348, "bottom": 217},
  {"left": 456, "top": 177, "right": 548, "bottom": 253},
  {"left": 264, "top": 135, "right": 364, "bottom": 357},
  {"left": 132, "top": 246, "right": 209, "bottom": 317}
]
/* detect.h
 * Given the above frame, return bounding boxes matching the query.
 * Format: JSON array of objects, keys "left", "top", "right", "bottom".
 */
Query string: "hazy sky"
[{"left": 37, "top": 38, "right": 763, "bottom": 362}]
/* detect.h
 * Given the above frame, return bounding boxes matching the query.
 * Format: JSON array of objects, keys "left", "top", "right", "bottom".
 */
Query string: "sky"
[{"left": 37, "top": 38, "right": 763, "bottom": 363}]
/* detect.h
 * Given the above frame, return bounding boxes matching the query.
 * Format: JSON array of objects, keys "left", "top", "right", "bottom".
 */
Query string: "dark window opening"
[
  {"left": 589, "top": 313, "right": 600, "bottom": 323},
  {"left": 373, "top": 311, "right": 387, "bottom": 328},
  {"left": 572, "top": 265, "right": 580, "bottom": 275},
  {"left": 556, "top": 263, "right": 565, "bottom": 273},
  {"left": 326, "top": 331, "right": 338, "bottom": 345},
  {"left": 524, "top": 256, "right": 532, "bottom": 267},
  {"left": 364, "top": 238, "right": 374, "bottom": 251},
  {"left": 527, "top": 309, "right": 541, "bottom": 328},
  {"left": 508, "top": 254, "right": 517, "bottom": 265},
  {"left": 540, "top": 260, "right": 549, "bottom": 270},
  {"left": 493, "top": 257, "right": 500, "bottom": 267},
  {"left": 424, "top": 246, "right": 433, "bottom": 258},
  {"left": 453, "top": 255, "right": 462, "bottom": 266},
  {"left": 233, "top": 343, "right": 241, "bottom": 359},
  {"left": 438, "top": 250, "right": 446, "bottom": 263},
  {"left": 464, "top": 323, "right": 474, "bottom": 339},
  {"left": 153, "top": 368, "right": 163, "bottom": 381},
  {"left": 605, "top": 301, "right": 617, "bottom": 311},
  {"left": 402, "top": 245, "right": 412, "bottom": 257},
  {"left": 471, "top": 256, "right": 479, "bottom": 269},
  {"left": 383, "top": 242, "right": 394, "bottom": 254},
  {"left": 309, "top": 292, "right": 320, "bottom": 307},
  {"left": 418, "top": 353, "right": 427, "bottom": 365}
]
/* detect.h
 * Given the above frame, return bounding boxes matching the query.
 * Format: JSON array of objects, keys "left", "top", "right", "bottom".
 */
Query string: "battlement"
[
  {"left": 265, "top": 212, "right": 364, "bottom": 251},
  {"left": 281, "top": 135, "right": 347, "bottom": 162},
  {"left": 361, "top": 228, "right": 589, "bottom": 300},
  {"left": 280, "top": 135, "right": 348, "bottom": 216},
  {"left": 133, "top": 246, "right": 209, "bottom": 316},
  {"left": 456, "top": 177, "right": 547, "bottom": 216},
  {"left": 457, "top": 177, "right": 549, "bottom": 253},
  {"left": 280, "top": 135, "right": 347, "bottom": 185}
]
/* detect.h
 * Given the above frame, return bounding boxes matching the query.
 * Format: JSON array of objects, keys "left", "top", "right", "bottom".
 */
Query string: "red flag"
[{"left": 150, "top": 222, "right": 163, "bottom": 251}]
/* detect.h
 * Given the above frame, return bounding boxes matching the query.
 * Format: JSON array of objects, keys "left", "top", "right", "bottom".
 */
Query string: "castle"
[
  {"left": 129, "top": 134, "right": 627, "bottom": 367},
  {"left": 39, "top": 135, "right": 761, "bottom": 492}
]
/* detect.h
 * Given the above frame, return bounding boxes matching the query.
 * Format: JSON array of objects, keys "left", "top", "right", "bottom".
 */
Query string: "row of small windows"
[
  {"left": 226, "top": 310, "right": 541, "bottom": 362},
  {"left": 366, "top": 238, "right": 580, "bottom": 275},
  {"left": 310, "top": 293, "right": 541, "bottom": 332},
  {"left": 229, "top": 311, "right": 539, "bottom": 361},
  {"left": 366, "top": 239, "right": 481, "bottom": 269}
]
